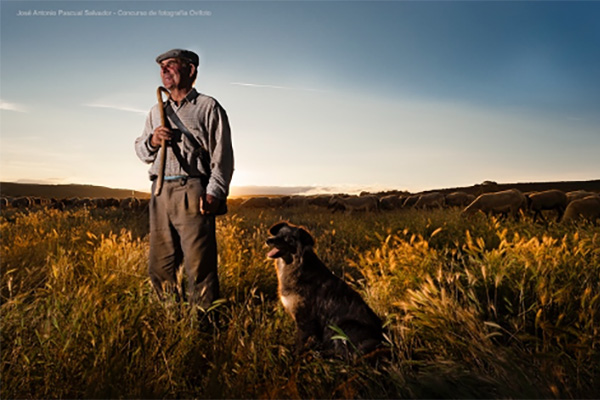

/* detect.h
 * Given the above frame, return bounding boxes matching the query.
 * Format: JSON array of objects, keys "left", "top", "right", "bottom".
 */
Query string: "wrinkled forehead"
[{"left": 159, "top": 58, "right": 183, "bottom": 67}]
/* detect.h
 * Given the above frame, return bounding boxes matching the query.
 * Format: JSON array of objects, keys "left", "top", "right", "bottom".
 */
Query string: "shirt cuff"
[
  {"left": 146, "top": 135, "right": 159, "bottom": 152},
  {"left": 206, "top": 183, "right": 226, "bottom": 200}
]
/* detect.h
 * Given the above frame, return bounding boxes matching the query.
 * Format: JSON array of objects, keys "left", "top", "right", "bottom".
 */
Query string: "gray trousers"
[{"left": 149, "top": 178, "right": 219, "bottom": 309}]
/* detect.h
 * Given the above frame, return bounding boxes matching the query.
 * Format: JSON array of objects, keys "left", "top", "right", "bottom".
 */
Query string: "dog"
[{"left": 266, "top": 221, "right": 384, "bottom": 357}]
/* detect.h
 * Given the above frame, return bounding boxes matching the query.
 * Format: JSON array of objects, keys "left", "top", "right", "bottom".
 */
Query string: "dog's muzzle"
[{"left": 266, "top": 237, "right": 284, "bottom": 259}]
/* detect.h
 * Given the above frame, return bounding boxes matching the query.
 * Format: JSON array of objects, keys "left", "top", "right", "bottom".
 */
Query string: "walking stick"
[{"left": 154, "top": 86, "right": 170, "bottom": 196}]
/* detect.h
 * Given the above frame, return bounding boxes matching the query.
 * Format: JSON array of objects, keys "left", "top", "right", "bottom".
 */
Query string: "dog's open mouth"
[
  {"left": 267, "top": 247, "right": 283, "bottom": 259},
  {"left": 266, "top": 237, "right": 285, "bottom": 259}
]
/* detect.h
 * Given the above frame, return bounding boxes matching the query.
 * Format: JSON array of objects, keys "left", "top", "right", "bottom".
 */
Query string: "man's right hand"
[{"left": 151, "top": 126, "right": 173, "bottom": 147}]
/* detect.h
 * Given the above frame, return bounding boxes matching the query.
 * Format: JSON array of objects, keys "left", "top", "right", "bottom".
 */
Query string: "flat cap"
[{"left": 156, "top": 49, "right": 199, "bottom": 66}]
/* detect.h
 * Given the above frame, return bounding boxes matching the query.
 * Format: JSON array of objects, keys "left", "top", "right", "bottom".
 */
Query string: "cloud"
[
  {"left": 15, "top": 178, "right": 69, "bottom": 185},
  {"left": 0, "top": 99, "right": 27, "bottom": 112},
  {"left": 229, "top": 184, "right": 397, "bottom": 197},
  {"left": 230, "top": 82, "right": 326, "bottom": 93},
  {"left": 230, "top": 185, "right": 314, "bottom": 197},
  {"left": 85, "top": 103, "right": 147, "bottom": 115},
  {"left": 301, "top": 184, "right": 398, "bottom": 196}
]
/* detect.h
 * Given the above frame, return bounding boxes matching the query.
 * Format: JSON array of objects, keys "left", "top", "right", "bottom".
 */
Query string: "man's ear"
[
  {"left": 298, "top": 227, "right": 315, "bottom": 247},
  {"left": 269, "top": 221, "right": 289, "bottom": 235},
  {"left": 188, "top": 64, "right": 196, "bottom": 79}
]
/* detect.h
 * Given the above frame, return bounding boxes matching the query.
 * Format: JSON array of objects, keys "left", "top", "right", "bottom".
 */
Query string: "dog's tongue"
[{"left": 267, "top": 248, "right": 280, "bottom": 258}]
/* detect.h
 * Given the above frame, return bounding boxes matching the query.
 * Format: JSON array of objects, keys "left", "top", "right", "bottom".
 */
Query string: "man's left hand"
[{"left": 200, "top": 194, "right": 220, "bottom": 215}]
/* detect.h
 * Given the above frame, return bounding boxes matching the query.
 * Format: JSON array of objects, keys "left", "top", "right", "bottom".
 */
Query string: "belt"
[
  {"left": 151, "top": 175, "right": 208, "bottom": 186},
  {"left": 164, "top": 175, "right": 188, "bottom": 181}
]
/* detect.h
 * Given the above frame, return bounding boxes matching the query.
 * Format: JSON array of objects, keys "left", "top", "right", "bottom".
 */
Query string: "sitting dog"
[{"left": 266, "top": 221, "right": 384, "bottom": 357}]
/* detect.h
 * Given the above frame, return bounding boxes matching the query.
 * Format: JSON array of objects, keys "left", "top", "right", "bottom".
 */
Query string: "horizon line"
[{"left": 3, "top": 179, "right": 600, "bottom": 198}]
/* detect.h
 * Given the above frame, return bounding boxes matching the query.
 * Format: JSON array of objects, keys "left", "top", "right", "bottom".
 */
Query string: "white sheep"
[
  {"left": 402, "top": 194, "right": 420, "bottom": 208},
  {"left": 283, "top": 196, "right": 308, "bottom": 208},
  {"left": 307, "top": 195, "right": 334, "bottom": 208},
  {"left": 566, "top": 190, "right": 597, "bottom": 204},
  {"left": 413, "top": 192, "right": 445, "bottom": 209},
  {"left": 562, "top": 195, "right": 600, "bottom": 223},
  {"left": 445, "top": 191, "right": 476, "bottom": 208},
  {"left": 462, "top": 189, "right": 527, "bottom": 219},
  {"left": 328, "top": 195, "right": 379, "bottom": 213}
]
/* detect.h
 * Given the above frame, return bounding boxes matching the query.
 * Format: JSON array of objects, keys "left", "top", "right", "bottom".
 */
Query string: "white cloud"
[
  {"left": 15, "top": 178, "right": 69, "bottom": 184},
  {"left": 302, "top": 184, "right": 397, "bottom": 196},
  {"left": 0, "top": 99, "right": 27, "bottom": 112},
  {"left": 230, "top": 82, "right": 326, "bottom": 93},
  {"left": 85, "top": 103, "right": 147, "bottom": 115}
]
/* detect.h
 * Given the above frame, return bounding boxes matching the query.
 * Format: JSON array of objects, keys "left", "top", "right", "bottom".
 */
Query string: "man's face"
[{"left": 160, "top": 58, "right": 193, "bottom": 90}]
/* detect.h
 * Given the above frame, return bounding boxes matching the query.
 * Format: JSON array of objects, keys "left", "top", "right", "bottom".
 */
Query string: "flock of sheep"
[
  {"left": 1, "top": 196, "right": 148, "bottom": 211},
  {"left": 234, "top": 188, "right": 600, "bottom": 223},
  {"left": 2, "top": 188, "right": 599, "bottom": 223}
]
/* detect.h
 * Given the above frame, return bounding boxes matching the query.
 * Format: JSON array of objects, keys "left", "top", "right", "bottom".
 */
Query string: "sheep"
[
  {"left": 445, "top": 191, "right": 476, "bottom": 208},
  {"left": 11, "top": 197, "right": 32, "bottom": 208},
  {"left": 106, "top": 198, "right": 121, "bottom": 208},
  {"left": 239, "top": 197, "right": 271, "bottom": 209},
  {"left": 269, "top": 197, "right": 285, "bottom": 208},
  {"left": 1, "top": 197, "right": 10, "bottom": 209},
  {"left": 306, "top": 195, "right": 334, "bottom": 208},
  {"left": 328, "top": 195, "right": 379, "bottom": 213},
  {"left": 284, "top": 196, "right": 309, "bottom": 208},
  {"left": 566, "top": 190, "right": 597, "bottom": 204},
  {"left": 62, "top": 198, "right": 79, "bottom": 208},
  {"left": 402, "top": 195, "right": 420, "bottom": 208},
  {"left": 119, "top": 197, "right": 140, "bottom": 210},
  {"left": 74, "top": 198, "right": 93, "bottom": 208},
  {"left": 51, "top": 198, "right": 67, "bottom": 211},
  {"left": 562, "top": 195, "right": 600, "bottom": 224},
  {"left": 526, "top": 189, "right": 568, "bottom": 222},
  {"left": 413, "top": 192, "right": 445, "bottom": 209},
  {"left": 379, "top": 194, "right": 404, "bottom": 211},
  {"left": 92, "top": 198, "right": 107, "bottom": 208},
  {"left": 462, "top": 189, "right": 527, "bottom": 219}
]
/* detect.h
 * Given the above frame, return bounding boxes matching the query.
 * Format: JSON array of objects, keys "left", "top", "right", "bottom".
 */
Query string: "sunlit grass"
[{"left": 1, "top": 206, "right": 598, "bottom": 398}]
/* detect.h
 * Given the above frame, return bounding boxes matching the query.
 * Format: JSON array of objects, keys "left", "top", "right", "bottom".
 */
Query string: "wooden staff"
[{"left": 154, "top": 86, "right": 170, "bottom": 196}]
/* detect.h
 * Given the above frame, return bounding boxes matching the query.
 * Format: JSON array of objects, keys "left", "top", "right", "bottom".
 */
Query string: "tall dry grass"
[{"left": 1, "top": 205, "right": 598, "bottom": 398}]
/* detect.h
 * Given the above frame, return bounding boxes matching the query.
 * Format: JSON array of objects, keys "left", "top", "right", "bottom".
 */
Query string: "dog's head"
[{"left": 266, "top": 221, "right": 315, "bottom": 263}]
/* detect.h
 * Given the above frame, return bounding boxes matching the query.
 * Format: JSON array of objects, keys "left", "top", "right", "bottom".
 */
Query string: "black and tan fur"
[{"left": 266, "top": 221, "right": 384, "bottom": 357}]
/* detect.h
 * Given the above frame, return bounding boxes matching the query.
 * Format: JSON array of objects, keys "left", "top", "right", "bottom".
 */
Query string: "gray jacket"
[{"left": 134, "top": 89, "right": 234, "bottom": 199}]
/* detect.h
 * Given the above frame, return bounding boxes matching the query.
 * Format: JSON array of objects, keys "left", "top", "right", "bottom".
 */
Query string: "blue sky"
[{"left": 1, "top": 0, "right": 599, "bottom": 194}]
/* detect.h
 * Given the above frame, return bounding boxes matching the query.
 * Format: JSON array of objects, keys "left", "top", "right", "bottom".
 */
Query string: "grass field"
[{"left": 1, "top": 204, "right": 599, "bottom": 399}]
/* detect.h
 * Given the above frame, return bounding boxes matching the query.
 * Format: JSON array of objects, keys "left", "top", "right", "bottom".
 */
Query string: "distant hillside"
[{"left": 0, "top": 182, "right": 150, "bottom": 200}]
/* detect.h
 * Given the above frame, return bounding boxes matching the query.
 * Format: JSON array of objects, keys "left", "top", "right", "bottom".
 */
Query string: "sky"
[{"left": 1, "top": 0, "right": 599, "bottom": 195}]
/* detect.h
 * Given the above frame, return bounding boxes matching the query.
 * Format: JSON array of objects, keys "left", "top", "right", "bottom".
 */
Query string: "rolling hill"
[{"left": 0, "top": 182, "right": 150, "bottom": 200}]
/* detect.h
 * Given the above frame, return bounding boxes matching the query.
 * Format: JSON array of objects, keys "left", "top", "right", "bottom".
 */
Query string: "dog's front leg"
[{"left": 295, "top": 321, "right": 320, "bottom": 355}]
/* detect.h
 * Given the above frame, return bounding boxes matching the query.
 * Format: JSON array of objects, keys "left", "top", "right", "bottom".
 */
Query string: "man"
[{"left": 135, "top": 49, "right": 234, "bottom": 309}]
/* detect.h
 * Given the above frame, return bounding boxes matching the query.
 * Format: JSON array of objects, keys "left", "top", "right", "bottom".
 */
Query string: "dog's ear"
[
  {"left": 269, "top": 221, "right": 289, "bottom": 235},
  {"left": 298, "top": 227, "right": 315, "bottom": 247}
]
